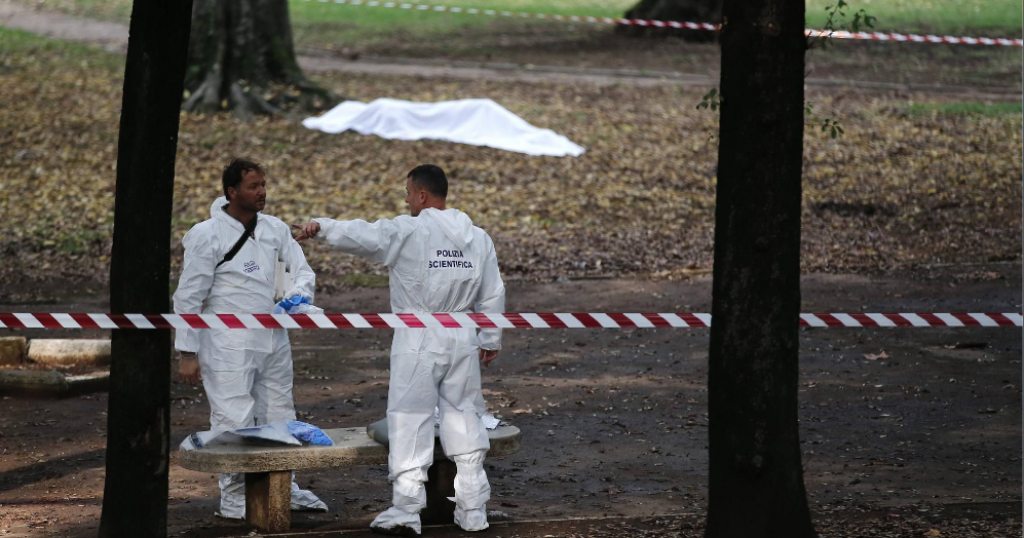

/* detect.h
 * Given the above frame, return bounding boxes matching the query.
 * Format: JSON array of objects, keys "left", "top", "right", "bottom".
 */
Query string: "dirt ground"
[{"left": 0, "top": 263, "right": 1020, "bottom": 537}]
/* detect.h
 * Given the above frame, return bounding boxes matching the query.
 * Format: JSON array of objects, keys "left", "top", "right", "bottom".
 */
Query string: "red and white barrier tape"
[
  {"left": 293, "top": 0, "right": 1024, "bottom": 47},
  {"left": 0, "top": 313, "right": 1020, "bottom": 329}
]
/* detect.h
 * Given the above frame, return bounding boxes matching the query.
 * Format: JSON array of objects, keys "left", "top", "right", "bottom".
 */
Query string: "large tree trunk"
[
  {"left": 184, "top": 0, "right": 340, "bottom": 118},
  {"left": 98, "top": 1, "right": 193, "bottom": 537},
  {"left": 619, "top": 0, "right": 721, "bottom": 41},
  {"left": 704, "top": 0, "right": 814, "bottom": 537}
]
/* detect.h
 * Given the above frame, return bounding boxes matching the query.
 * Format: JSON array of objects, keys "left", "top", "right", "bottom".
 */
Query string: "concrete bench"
[{"left": 178, "top": 424, "right": 521, "bottom": 533}]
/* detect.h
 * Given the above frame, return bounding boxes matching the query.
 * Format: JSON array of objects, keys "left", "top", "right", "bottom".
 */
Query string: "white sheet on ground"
[{"left": 302, "top": 98, "right": 585, "bottom": 157}]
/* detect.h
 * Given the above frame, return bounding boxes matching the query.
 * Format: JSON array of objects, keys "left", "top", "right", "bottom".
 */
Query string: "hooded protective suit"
[
  {"left": 312, "top": 208, "right": 504, "bottom": 533},
  {"left": 174, "top": 197, "right": 326, "bottom": 518}
]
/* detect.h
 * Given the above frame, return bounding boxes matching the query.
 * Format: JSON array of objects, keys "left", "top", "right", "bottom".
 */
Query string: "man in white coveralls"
[
  {"left": 293, "top": 164, "right": 505, "bottom": 535},
  {"left": 174, "top": 158, "right": 327, "bottom": 519}
]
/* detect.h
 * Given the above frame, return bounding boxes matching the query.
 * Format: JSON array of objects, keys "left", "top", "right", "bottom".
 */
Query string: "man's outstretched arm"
[{"left": 294, "top": 217, "right": 414, "bottom": 266}]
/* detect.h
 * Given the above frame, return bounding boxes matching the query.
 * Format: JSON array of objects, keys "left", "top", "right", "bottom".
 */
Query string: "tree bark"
[
  {"left": 704, "top": 0, "right": 814, "bottom": 537},
  {"left": 619, "top": 0, "right": 721, "bottom": 41},
  {"left": 98, "top": 1, "right": 193, "bottom": 537},
  {"left": 184, "top": 0, "right": 340, "bottom": 118}
]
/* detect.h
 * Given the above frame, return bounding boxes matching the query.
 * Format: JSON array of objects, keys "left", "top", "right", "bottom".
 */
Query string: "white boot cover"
[
  {"left": 370, "top": 471, "right": 424, "bottom": 535},
  {"left": 216, "top": 472, "right": 246, "bottom": 519},
  {"left": 452, "top": 450, "right": 490, "bottom": 532},
  {"left": 290, "top": 475, "right": 328, "bottom": 512}
]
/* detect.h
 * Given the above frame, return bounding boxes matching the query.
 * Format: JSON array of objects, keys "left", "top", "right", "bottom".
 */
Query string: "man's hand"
[
  {"left": 291, "top": 221, "right": 321, "bottom": 242},
  {"left": 479, "top": 349, "right": 499, "bottom": 368},
  {"left": 179, "top": 356, "right": 202, "bottom": 386}
]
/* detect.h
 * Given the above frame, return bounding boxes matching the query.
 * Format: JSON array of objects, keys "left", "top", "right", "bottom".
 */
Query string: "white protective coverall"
[
  {"left": 174, "top": 197, "right": 327, "bottom": 519},
  {"left": 312, "top": 208, "right": 505, "bottom": 533}
]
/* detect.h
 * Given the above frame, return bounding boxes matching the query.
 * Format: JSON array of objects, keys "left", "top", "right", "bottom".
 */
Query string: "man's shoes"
[
  {"left": 370, "top": 524, "right": 419, "bottom": 536},
  {"left": 454, "top": 506, "right": 489, "bottom": 532},
  {"left": 291, "top": 499, "right": 329, "bottom": 512},
  {"left": 290, "top": 483, "right": 329, "bottom": 512},
  {"left": 214, "top": 509, "right": 244, "bottom": 520},
  {"left": 371, "top": 506, "right": 422, "bottom": 536}
]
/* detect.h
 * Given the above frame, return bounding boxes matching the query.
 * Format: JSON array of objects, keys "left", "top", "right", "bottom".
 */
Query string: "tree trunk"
[
  {"left": 618, "top": 0, "right": 721, "bottom": 41},
  {"left": 184, "top": 0, "right": 340, "bottom": 118},
  {"left": 98, "top": 1, "right": 193, "bottom": 537},
  {"left": 704, "top": 0, "right": 814, "bottom": 537}
]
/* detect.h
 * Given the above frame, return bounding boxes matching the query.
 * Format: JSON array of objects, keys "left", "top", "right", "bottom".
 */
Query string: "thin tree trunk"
[
  {"left": 184, "top": 0, "right": 340, "bottom": 117},
  {"left": 705, "top": 0, "right": 814, "bottom": 536},
  {"left": 98, "top": 1, "right": 193, "bottom": 537},
  {"left": 619, "top": 0, "right": 721, "bottom": 41}
]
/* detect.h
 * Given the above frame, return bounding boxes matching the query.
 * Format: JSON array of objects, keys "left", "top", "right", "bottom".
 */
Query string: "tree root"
[
  {"left": 271, "top": 75, "right": 343, "bottom": 116},
  {"left": 183, "top": 77, "right": 341, "bottom": 119}
]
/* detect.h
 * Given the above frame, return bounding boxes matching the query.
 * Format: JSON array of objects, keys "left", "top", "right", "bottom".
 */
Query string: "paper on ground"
[
  {"left": 480, "top": 413, "right": 500, "bottom": 430},
  {"left": 302, "top": 98, "right": 585, "bottom": 157}
]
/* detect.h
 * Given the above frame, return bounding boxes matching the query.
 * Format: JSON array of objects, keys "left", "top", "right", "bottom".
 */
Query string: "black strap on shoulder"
[{"left": 216, "top": 215, "right": 258, "bottom": 268}]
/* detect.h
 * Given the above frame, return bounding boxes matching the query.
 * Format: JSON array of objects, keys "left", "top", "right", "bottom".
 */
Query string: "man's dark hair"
[
  {"left": 223, "top": 158, "right": 265, "bottom": 200},
  {"left": 407, "top": 164, "right": 448, "bottom": 199}
]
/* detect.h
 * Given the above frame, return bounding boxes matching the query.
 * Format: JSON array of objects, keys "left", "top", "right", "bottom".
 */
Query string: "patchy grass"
[
  {"left": 1, "top": 28, "right": 1021, "bottom": 294},
  {"left": 15, "top": 0, "right": 1024, "bottom": 39},
  {"left": 805, "top": 0, "right": 1023, "bottom": 35},
  {"left": 9, "top": 0, "right": 1021, "bottom": 89},
  {"left": 0, "top": 26, "right": 123, "bottom": 70},
  {"left": 907, "top": 101, "right": 1024, "bottom": 118}
]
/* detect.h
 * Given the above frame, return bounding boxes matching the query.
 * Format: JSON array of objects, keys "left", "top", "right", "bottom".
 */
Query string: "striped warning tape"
[
  {"left": 0, "top": 313, "right": 1020, "bottom": 329},
  {"left": 292, "top": 0, "right": 1024, "bottom": 47}
]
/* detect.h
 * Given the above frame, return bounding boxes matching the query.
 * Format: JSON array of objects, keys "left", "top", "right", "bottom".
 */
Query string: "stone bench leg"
[
  {"left": 421, "top": 458, "right": 457, "bottom": 525},
  {"left": 245, "top": 470, "right": 292, "bottom": 532}
]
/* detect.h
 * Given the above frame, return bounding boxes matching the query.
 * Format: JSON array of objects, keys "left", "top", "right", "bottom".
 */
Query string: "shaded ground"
[{"left": 0, "top": 263, "right": 1020, "bottom": 536}]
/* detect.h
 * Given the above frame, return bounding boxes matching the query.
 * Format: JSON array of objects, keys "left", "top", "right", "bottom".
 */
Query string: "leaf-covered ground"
[{"left": 0, "top": 28, "right": 1020, "bottom": 298}]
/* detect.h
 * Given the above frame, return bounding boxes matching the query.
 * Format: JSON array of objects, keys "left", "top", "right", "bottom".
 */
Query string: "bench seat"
[{"left": 178, "top": 425, "right": 521, "bottom": 532}]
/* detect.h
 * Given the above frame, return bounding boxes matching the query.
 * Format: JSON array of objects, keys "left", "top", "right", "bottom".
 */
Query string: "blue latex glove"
[
  {"left": 275, "top": 295, "right": 311, "bottom": 314},
  {"left": 287, "top": 421, "right": 334, "bottom": 446}
]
